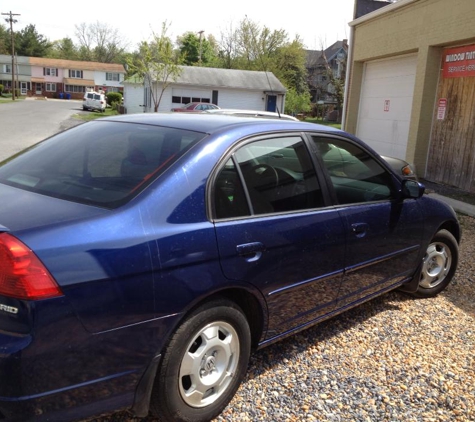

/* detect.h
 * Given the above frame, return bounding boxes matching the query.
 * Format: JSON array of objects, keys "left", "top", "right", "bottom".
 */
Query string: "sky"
[{"left": 4, "top": 0, "right": 356, "bottom": 51}]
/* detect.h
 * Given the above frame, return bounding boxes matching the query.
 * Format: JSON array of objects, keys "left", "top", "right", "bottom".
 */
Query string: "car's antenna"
[{"left": 245, "top": 15, "right": 282, "bottom": 118}]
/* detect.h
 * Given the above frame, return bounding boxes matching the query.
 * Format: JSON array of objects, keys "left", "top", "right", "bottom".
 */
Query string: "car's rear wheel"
[
  {"left": 150, "top": 299, "right": 251, "bottom": 422},
  {"left": 414, "top": 229, "right": 458, "bottom": 297}
]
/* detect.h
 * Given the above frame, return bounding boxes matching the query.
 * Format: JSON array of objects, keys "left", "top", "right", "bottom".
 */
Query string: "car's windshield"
[{"left": 0, "top": 121, "right": 206, "bottom": 208}]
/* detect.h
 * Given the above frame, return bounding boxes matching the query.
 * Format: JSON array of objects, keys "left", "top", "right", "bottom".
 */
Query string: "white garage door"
[{"left": 356, "top": 54, "right": 417, "bottom": 159}]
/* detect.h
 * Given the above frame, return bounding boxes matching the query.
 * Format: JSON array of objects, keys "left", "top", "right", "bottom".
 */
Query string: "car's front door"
[
  {"left": 311, "top": 135, "right": 425, "bottom": 309},
  {"left": 212, "top": 135, "right": 346, "bottom": 341}
]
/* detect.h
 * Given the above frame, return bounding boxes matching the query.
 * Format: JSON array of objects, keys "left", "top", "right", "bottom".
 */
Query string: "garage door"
[{"left": 356, "top": 54, "right": 417, "bottom": 159}]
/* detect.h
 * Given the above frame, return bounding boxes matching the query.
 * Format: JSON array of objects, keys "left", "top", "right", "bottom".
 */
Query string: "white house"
[{"left": 123, "top": 66, "right": 287, "bottom": 115}]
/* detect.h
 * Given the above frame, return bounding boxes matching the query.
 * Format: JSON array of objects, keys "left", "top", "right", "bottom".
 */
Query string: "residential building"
[
  {"left": 0, "top": 55, "right": 31, "bottom": 94},
  {"left": 306, "top": 40, "right": 348, "bottom": 107},
  {"left": 123, "top": 66, "right": 287, "bottom": 115},
  {"left": 0, "top": 55, "right": 126, "bottom": 99},
  {"left": 344, "top": 0, "right": 475, "bottom": 192}
]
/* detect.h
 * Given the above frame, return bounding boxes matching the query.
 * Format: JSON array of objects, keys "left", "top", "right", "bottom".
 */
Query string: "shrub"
[
  {"left": 0, "top": 84, "right": 3, "bottom": 95},
  {"left": 106, "top": 92, "right": 122, "bottom": 106}
]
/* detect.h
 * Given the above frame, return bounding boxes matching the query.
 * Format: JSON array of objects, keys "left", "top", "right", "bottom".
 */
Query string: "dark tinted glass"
[
  {"left": 312, "top": 136, "right": 395, "bottom": 204},
  {"left": 233, "top": 136, "right": 324, "bottom": 215},
  {"left": 0, "top": 121, "right": 206, "bottom": 208}
]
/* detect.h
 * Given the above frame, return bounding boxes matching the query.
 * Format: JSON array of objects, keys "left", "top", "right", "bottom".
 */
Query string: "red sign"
[
  {"left": 437, "top": 98, "right": 447, "bottom": 120},
  {"left": 443, "top": 44, "right": 475, "bottom": 78}
]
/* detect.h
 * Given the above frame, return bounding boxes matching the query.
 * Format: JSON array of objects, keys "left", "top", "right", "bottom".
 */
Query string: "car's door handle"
[
  {"left": 236, "top": 242, "right": 265, "bottom": 262},
  {"left": 351, "top": 223, "right": 369, "bottom": 238}
]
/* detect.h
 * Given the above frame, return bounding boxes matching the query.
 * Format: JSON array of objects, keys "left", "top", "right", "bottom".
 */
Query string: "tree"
[
  {"left": 47, "top": 37, "right": 79, "bottom": 60},
  {"left": 0, "top": 24, "right": 9, "bottom": 55},
  {"left": 126, "top": 23, "right": 182, "bottom": 112},
  {"left": 177, "top": 32, "right": 216, "bottom": 66},
  {"left": 12, "top": 24, "right": 51, "bottom": 57},
  {"left": 215, "top": 23, "right": 239, "bottom": 69},
  {"left": 75, "top": 21, "right": 128, "bottom": 63},
  {"left": 273, "top": 38, "right": 309, "bottom": 94},
  {"left": 284, "top": 87, "right": 312, "bottom": 116},
  {"left": 213, "top": 18, "right": 308, "bottom": 96},
  {"left": 235, "top": 19, "right": 287, "bottom": 71}
]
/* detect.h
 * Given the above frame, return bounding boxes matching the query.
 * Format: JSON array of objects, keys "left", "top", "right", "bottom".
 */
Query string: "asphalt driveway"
[{"left": 0, "top": 98, "right": 84, "bottom": 161}]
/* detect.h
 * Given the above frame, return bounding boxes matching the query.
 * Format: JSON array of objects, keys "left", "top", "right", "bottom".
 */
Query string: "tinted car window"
[
  {"left": 214, "top": 159, "right": 251, "bottom": 219},
  {"left": 312, "top": 136, "right": 395, "bottom": 204},
  {"left": 0, "top": 121, "right": 206, "bottom": 208},
  {"left": 215, "top": 136, "right": 324, "bottom": 217}
]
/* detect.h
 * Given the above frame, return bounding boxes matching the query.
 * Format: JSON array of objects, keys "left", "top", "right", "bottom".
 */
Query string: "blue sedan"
[{"left": 0, "top": 114, "right": 460, "bottom": 421}]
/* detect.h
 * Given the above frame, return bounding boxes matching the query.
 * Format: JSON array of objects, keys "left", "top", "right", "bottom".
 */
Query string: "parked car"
[
  {"left": 82, "top": 91, "right": 106, "bottom": 112},
  {"left": 0, "top": 113, "right": 460, "bottom": 422},
  {"left": 171, "top": 102, "right": 220, "bottom": 112},
  {"left": 204, "top": 108, "right": 299, "bottom": 121}
]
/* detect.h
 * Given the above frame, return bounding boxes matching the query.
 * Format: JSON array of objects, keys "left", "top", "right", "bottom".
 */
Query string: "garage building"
[
  {"left": 123, "top": 66, "right": 287, "bottom": 116},
  {"left": 344, "top": 0, "right": 475, "bottom": 192}
]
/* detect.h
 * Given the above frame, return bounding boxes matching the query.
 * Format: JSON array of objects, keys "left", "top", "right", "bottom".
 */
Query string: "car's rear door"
[
  {"left": 310, "top": 135, "right": 425, "bottom": 309},
  {"left": 212, "top": 134, "right": 346, "bottom": 342}
]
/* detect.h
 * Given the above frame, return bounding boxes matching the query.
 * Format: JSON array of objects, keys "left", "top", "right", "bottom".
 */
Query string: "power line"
[{"left": 2, "top": 11, "right": 21, "bottom": 100}]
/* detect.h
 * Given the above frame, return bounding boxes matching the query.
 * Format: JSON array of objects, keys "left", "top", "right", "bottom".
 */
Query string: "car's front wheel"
[
  {"left": 150, "top": 299, "right": 251, "bottom": 422},
  {"left": 414, "top": 229, "right": 458, "bottom": 297}
]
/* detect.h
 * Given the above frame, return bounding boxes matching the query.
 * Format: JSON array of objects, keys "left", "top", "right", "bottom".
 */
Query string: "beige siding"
[{"left": 346, "top": 0, "right": 475, "bottom": 176}]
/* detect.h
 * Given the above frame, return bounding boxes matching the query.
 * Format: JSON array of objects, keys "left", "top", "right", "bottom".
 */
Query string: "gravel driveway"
[{"left": 89, "top": 214, "right": 475, "bottom": 422}]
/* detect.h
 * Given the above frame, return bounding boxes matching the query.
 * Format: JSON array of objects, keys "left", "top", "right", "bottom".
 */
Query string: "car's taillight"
[{"left": 0, "top": 233, "right": 62, "bottom": 300}]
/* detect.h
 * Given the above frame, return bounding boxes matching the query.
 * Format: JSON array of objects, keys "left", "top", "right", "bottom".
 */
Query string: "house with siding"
[
  {"left": 0, "top": 55, "right": 125, "bottom": 99},
  {"left": 0, "top": 54, "right": 31, "bottom": 94},
  {"left": 306, "top": 40, "right": 348, "bottom": 106},
  {"left": 28, "top": 57, "right": 125, "bottom": 99},
  {"left": 123, "top": 66, "right": 287, "bottom": 115}
]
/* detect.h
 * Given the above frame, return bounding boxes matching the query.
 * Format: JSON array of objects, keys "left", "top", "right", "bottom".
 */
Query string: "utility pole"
[
  {"left": 2, "top": 11, "right": 20, "bottom": 100},
  {"left": 197, "top": 30, "right": 204, "bottom": 66}
]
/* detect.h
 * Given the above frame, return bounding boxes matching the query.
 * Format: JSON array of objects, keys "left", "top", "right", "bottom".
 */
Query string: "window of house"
[
  {"left": 214, "top": 136, "right": 324, "bottom": 218},
  {"left": 69, "top": 70, "right": 83, "bottom": 79},
  {"left": 4, "top": 64, "right": 11, "bottom": 73},
  {"left": 65, "top": 85, "right": 87, "bottom": 93},
  {"left": 172, "top": 96, "right": 211, "bottom": 104},
  {"left": 106, "top": 73, "right": 120, "bottom": 81},
  {"left": 44, "top": 68, "right": 57, "bottom": 77},
  {"left": 46, "top": 83, "right": 56, "bottom": 92},
  {"left": 312, "top": 137, "right": 395, "bottom": 204}
]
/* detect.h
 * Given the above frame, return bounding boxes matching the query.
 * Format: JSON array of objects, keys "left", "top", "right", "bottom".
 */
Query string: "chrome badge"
[{"left": 0, "top": 304, "right": 19, "bottom": 315}]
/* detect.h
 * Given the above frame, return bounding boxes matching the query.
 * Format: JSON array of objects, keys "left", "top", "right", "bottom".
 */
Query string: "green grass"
[
  {"left": 302, "top": 117, "right": 341, "bottom": 129},
  {"left": 0, "top": 95, "right": 25, "bottom": 103},
  {"left": 74, "top": 107, "right": 119, "bottom": 121}
]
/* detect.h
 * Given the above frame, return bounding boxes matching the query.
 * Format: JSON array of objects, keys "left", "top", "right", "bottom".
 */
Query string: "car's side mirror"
[{"left": 402, "top": 179, "right": 425, "bottom": 199}]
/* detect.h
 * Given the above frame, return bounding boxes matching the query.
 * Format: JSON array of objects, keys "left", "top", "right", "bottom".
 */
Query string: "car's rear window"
[{"left": 0, "top": 121, "right": 206, "bottom": 208}]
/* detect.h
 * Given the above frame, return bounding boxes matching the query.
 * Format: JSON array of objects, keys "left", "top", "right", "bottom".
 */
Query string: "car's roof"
[{"left": 99, "top": 113, "right": 342, "bottom": 136}]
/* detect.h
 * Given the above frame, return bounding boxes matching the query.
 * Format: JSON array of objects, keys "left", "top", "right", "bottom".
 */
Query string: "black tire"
[
  {"left": 150, "top": 299, "right": 251, "bottom": 422},
  {"left": 413, "top": 229, "right": 458, "bottom": 298}
]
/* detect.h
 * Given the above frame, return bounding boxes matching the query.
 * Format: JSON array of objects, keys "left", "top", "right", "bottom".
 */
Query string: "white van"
[{"left": 83, "top": 91, "right": 106, "bottom": 112}]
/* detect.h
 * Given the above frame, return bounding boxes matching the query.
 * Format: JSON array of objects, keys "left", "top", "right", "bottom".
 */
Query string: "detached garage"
[
  {"left": 344, "top": 0, "right": 475, "bottom": 192},
  {"left": 123, "top": 66, "right": 287, "bottom": 116}
]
